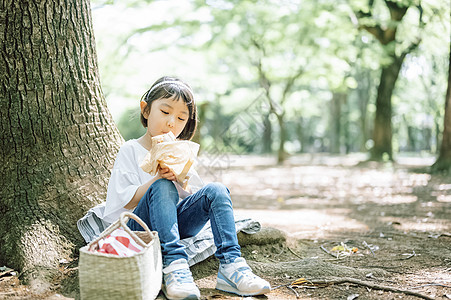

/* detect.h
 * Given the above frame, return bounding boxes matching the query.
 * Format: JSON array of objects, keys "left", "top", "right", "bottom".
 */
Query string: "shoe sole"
[
  {"left": 215, "top": 282, "right": 271, "bottom": 296},
  {"left": 162, "top": 285, "right": 200, "bottom": 300}
]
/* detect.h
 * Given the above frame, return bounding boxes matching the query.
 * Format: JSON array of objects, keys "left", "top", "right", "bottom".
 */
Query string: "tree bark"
[
  {"left": 357, "top": 70, "right": 371, "bottom": 152},
  {"left": 330, "top": 93, "right": 345, "bottom": 154},
  {"left": 192, "top": 102, "right": 208, "bottom": 145},
  {"left": 357, "top": 1, "right": 418, "bottom": 161},
  {"left": 0, "top": 0, "right": 123, "bottom": 288},
  {"left": 276, "top": 113, "right": 286, "bottom": 163},
  {"left": 296, "top": 117, "right": 305, "bottom": 153},
  {"left": 262, "top": 112, "right": 272, "bottom": 153},
  {"left": 432, "top": 42, "right": 451, "bottom": 172},
  {"left": 370, "top": 54, "right": 405, "bottom": 161}
]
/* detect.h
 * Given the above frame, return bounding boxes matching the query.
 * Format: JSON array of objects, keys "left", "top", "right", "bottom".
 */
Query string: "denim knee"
[
  {"left": 152, "top": 178, "right": 177, "bottom": 190},
  {"left": 203, "top": 182, "right": 231, "bottom": 205},
  {"left": 149, "top": 178, "right": 178, "bottom": 204}
]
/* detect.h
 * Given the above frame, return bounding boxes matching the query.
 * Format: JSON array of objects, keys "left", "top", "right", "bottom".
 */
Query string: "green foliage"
[
  {"left": 92, "top": 0, "right": 450, "bottom": 157},
  {"left": 116, "top": 107, "right": 146, "bottom": 141}
]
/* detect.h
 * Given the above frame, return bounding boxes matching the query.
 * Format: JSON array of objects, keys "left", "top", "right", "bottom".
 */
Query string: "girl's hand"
[{"left": 158, "top": 166, "right": 177, "bottom": 181}]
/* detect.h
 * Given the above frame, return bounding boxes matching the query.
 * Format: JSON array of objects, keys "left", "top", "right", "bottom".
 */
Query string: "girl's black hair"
[{"left": 140, "top": 76, "right": 197, "bottom": 140}]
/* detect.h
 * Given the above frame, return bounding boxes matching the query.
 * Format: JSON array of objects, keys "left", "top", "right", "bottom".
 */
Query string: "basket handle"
[
  {"left": 119, "top": 211, "right": 153, "bottom": 248},
  {"left": 88, "top": 212, "right": 153, "bottom": 251}
]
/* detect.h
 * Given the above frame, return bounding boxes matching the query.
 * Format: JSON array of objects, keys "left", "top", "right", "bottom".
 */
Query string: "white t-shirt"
[{"left": 98, "top": 139, "right": 204, "bottom": 223}]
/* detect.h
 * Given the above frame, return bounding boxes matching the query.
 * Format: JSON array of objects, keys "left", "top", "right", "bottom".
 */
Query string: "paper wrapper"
[{"left": 140, "top": 132, "right": 200, "bottom": 188}]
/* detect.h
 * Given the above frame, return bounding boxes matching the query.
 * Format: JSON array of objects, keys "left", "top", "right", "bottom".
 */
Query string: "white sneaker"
[
  {"left": 162, "top": 259, "right": 200, "bottom": 300},
  {"left": 216, "top": 257, "right": 271, "bottom": 296}
]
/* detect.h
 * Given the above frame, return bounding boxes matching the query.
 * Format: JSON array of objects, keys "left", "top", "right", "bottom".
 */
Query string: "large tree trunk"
[
  {"left": 435, "top": 121, "right": 441, "bottom": 154},
  {"left": 330, "top": 92, "right": 345, "bottom": 154},
  {"left": 296, "top": 117, "right": 305, "bottom": 153},
  {"left": 192, "top": 102, "right": 208, "bottom": 145},
  {"left": 262, "top": 112, "right": 272, "bottom": 153},
  {"left": 0, "top": 0, "right": 123, "bottom": 288},
  {"left": 370, "top": 54, "right": 405, "bottom": 161},
  {"left": 432, "top": 43, "right": 451, "bottom": 172},
  {"left": 356, "top": 0, "right": 418, "bottom": 161},
  {"left": 357, "top": 70, "right": 371, "bottom": 152},
  {"left": 276, "top": 113, "right": 286, "bottom": 163}
]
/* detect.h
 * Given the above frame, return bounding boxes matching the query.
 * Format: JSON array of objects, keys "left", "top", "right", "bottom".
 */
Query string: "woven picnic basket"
[{"left": 79, "top": 212, "right": 162, "bottom": 300}]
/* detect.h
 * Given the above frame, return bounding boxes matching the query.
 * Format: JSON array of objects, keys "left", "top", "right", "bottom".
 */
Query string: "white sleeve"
[{"left": 103, "top": 146, "right": 142, "bottom": 223}]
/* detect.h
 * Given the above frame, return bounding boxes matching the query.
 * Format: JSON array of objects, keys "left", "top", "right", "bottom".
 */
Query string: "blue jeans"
[{"left": 127, "top": 179, "right": 241, "bottom": 267}]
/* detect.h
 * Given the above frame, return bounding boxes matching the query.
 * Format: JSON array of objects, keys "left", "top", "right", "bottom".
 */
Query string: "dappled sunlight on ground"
[
  {"left": 437, "top": 195, "right": 451, "bottom": 202},
  {"left": 393, "top": 218, "right": 450, "bottom": 232},
  {"left": 204, "top": 158, "right": 451, "bottom": 232},
  {"left": 400, "top": 268, "right": 451, "bottom": 298},
  {"left": 199, "top": 154, "right": 436, "bottom": 211},
  {"left": 197, "top": 154, "right": 450, "bottom": 241},
  {"left": 235, "top": 209, "right": 368, "bottom": 239},
  {"left": 376, "top": 194, "right": 418, "bottom": 204},
  {"left": 194, "top": 154, "right": 451, "bottom": 299},
  {"left": 378, "top": 214, "right": 450, "bottom": 231},
  {"left": 235, "top": 208, "right": 369, "bottom": 239}
]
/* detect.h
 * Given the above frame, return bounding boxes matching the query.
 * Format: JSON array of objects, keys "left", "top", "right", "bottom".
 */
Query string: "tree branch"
[
  {"left": 281, "top": 66, "right": 305, "bottom": 105},
  {"left": 251, "top": 38, "right": 282, "bottom": 117},
  {"left": 385, "top": 0, "right": 408, "bottom": 22},
  {"left": 356, "top": 0, "right": 411, "bottom": 45},
  {"left": 292, "top": 277, "right": 435, "bottom": 300}
]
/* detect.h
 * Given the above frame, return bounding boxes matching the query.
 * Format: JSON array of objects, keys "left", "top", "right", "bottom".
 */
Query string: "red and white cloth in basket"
[{"left": 96, "top": 227, "right": 143, "bottom": 257}]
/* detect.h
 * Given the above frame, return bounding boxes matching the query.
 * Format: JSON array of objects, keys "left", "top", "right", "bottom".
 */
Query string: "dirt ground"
[{"left": 1, "top": 153, "right": 450, "bottom": 299}]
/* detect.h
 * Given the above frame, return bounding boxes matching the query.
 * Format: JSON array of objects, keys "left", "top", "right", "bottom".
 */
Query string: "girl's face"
[{"left": 142, "top": 97, "right": 189, "bottom": 138}]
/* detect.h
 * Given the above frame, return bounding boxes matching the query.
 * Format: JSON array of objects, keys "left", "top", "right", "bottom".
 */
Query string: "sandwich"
[{"left": 140, "top": 132, "right": 200, "bottom": 188}]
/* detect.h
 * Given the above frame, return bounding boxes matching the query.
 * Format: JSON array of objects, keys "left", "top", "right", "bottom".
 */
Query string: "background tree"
[
  {"left": 431, "top": 42, "right": 451, "bottom": 172},
  {"left": 195, "top": 0, "right": 360, "bottom": 162},
  {"left": 91, "top": 0, "right": 448, "bottom": 161},
  {"left": 352, "top": 0, "right": 424, "bottom": 161},
  {"left": 420, "top": 59, "right": 446, "bottom": 153},
  {"left": 0, "top": 0, "right": 122, "bottom": 287}
]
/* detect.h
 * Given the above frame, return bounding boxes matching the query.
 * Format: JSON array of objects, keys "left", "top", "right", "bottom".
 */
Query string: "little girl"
[{"left": 103, "top": 76, "right": 270, "bottom": 300}]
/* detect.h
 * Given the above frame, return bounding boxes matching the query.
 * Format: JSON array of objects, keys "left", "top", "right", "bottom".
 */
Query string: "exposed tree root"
[{"left": 286, "top": 277, "right": 435, "bottom": 300}]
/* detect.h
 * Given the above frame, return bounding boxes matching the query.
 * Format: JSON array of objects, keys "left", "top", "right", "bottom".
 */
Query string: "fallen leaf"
[
  {"left": 291, "top": 278, "right": 308, "bottom": 285},
  {"left": 331, "top": 245, "right": 346, "bottom": 252}
]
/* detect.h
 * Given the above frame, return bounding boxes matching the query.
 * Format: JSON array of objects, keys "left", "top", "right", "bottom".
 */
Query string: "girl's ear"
[{"left": 140, "top": 101, "right": 149, "bottom": 118}]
